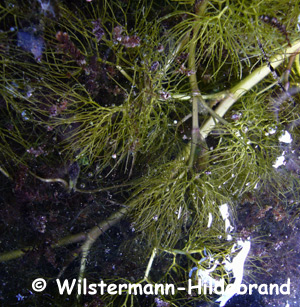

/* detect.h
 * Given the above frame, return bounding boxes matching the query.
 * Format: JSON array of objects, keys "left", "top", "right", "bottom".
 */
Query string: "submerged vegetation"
[{"left": 1, "top": 0, "right": 300, "bottom": 305}]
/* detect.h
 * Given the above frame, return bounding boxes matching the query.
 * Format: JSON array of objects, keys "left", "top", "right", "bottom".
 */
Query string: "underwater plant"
[{"left": 1, "top": 0, "right": 300, "bottom": 306}]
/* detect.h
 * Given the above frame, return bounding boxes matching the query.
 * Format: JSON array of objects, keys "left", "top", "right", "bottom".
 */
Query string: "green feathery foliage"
[{"left": 1, "top": 0, "right": 300, "bottom": 305}]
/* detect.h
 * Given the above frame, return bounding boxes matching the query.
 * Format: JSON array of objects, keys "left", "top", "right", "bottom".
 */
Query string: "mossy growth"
[{"left": 1, "top": 0, "right": 300, "bottom": 305}]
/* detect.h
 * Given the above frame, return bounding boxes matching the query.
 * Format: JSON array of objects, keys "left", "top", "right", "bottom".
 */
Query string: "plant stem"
[
  {"left": 77, "top": 206, "right": 129, "bottom": 297},
  {"left": 0, "top": 207, "right": 128, "bottom": 263},
  {"left": 0, "top": 166, "right": 12, "bottom": 180},
  {"left": 200, "top": 39, "right": 300, "bottom": 139},
  {"left": 144, "top": 247, "right": 157, "bottom": 280},
  {"left": 171, "top": 91, "right": 228, "bottom": 101},
  {"left": 0, "top": 232, "right": 87, "bottom": 262},
  {"left": 187, "top": 0, "right": 208, "bottom": 169}
]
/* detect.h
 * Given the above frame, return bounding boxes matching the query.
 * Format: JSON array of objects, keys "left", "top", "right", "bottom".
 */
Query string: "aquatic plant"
[{"left": 1, "top": 0, "right": 300, "bottom": 305}]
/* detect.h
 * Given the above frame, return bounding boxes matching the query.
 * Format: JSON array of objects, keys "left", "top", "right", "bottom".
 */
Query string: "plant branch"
[
  {"left": 200, "top": 39, "right": 300, "bottom": 139},
  {"left": 0, "top": 165, "right": 12, "bottom": 180},
  {"left": 77, "top": 206, "right": 129, "bottom": 291},
  {"left": 171, "top": 91, "right": 228, "bottom": 101},
  {"left": 0, "top": 206, "right": 128, "bottom": 263},
  {"left": 187, "top": 0, "right": 208, "bottom": 169},
  {"left": 29, "top": 170, "right": 131, "bottom": 193},
  {"left": 144, "top": 247, "right": 157, "bottom": 281}
]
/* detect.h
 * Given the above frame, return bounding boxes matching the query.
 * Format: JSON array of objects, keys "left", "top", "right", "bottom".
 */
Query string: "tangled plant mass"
[{"left": 1, "top": 0, "right": 300, "bottom": 306}]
